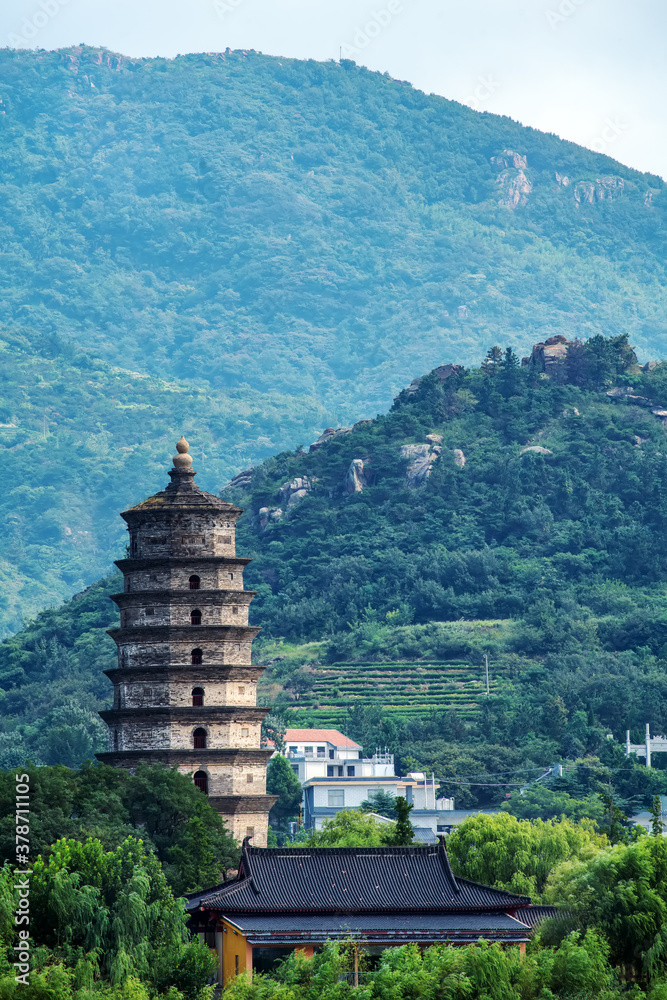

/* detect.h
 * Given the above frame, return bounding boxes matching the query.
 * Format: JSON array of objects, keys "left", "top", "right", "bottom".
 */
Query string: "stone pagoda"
[{"left": 97, "top": 437, "right": 276, "bottom": 846}]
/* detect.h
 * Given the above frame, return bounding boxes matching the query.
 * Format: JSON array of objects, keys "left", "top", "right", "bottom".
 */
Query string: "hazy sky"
[{"left": 2, "top": 0, "right": 665, "bottom": 178}]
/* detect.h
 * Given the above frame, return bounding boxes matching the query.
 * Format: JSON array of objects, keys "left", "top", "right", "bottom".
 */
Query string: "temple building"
[
  {"left": 97, "top": 437, "right": 276, "bottom": 846},
  {"left": 187, "top": 838, "right": 553, "bottom": 985}
]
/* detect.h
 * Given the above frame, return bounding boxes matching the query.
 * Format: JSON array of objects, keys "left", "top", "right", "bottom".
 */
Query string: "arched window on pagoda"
[
  {"left": 192, "top": 687, "right": 204, "bottom": 707},
  {"left": 193, "top": 727, "right": 207, "bottom": 749},
  {"left": 193, "top": 771, "right": 208, "bottom": 794},
  {"left": 189, "top": 575, "right": 200, "bottom": 590},
  {"left": 191, "top": 609, "right": 202, "bottom": 625},
  {"left": 191, "top": 648, "right": 203, "bottom": 665}
]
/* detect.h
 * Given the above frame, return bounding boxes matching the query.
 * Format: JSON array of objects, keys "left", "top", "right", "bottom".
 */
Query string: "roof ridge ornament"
[{"left": 173, "top": 436, "right": 193, "bottom": 470}]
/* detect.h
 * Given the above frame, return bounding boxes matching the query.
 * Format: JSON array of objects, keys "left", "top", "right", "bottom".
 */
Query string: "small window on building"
[
  {"left": 292, "top": 765, "right": 300, "bottom": 775},
  {"left": 358, "top": 750, "right": 363, "bottom": 759},
  {"left": 191, "top": 648, "right": 203, "bottom": 665},
  {"left": 305, "top": 746, "right": 313, "bottom": 754},
  {"left": 124, "top": 578, "right": 130, "bottom": 593},
  {"left": 229, "top": 573, "right": 234, "bottom": 581},
  {"left": 222, "top": 535, "right": 232, "bottom": 544},
  {"left": 194, "top": 771, "right": 208, "bottom": 793},
  {"left": 246, "top": 773, "right": 253, "bottom": 783},
  {"left": 329, "top": 749, "right": 335, "bottom": 759},
  {"left": 317, "top": 746, "right": 325, "bottom": 757},
  {"left": 193, "top": 728, "right": 207, "bottom": 749},
  {"left": 235, "top": 956, "right": 239, "bottom": 976},
  {"left": 289, "top": 746, "right": 297, "bottom": 754},
  {"left": 189, "top": 575, "right": 200, "bottom": 590},
  {"left": 241, "top": 727, "right": 249, "bottom": 737},
  {"left": 145, "top": 607, "right": 155, "bottom": 616},
  {"left": 245, "top": 827, "right": 254, "bottom": 839},
  {"left": 191, "top": 609, "right": 202, "bottom": 625},
  {"left": 327, "top": 765, "right": 334, "bottom": 777},
  {"left": 192, "top": 687, "right": 204, "bottom": 707},
  {"left": 328, "top": 790, "right": 344, "bottom": 808},
  {"left": 232, "top": 606, "right": 239, "bottom": 615},
  {"left": 238, "top": 686, "right": 245, "bottom": 695},
  {"left": 347, "top": 766, "right": 356, "bottom": 777},
  {"left": 114, "top": 730, "right": 119, "bottom": 751},
  {"left": 337, "top": 766, "right": 344, "bottom": 776}
]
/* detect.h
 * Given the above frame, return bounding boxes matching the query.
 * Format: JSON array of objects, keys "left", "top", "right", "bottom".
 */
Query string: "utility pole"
[{"left": 484, "top": 654, "right": 490, "bottom": 696}]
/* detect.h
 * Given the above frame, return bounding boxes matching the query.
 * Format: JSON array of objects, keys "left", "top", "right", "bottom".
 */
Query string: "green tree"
[
  {"left": 547, "top": 835, "right": 667, "bottom": 979},
  {"left": 359, "top": 789, "right": 397, "bottom": 818},
  {"left": 30, "top": 836, "right": 216, "bottom": 992},
  {"left": 447, "top": 812, "right": 606, "bottom": 899},
  {"left": 389, "top": 796, "right": 414, "bottom": 846},
  {"left": 266, "top": 755, "right": 303, "bottom": 833},
  {"left": 299, "top": 810, "right": 396, "bottom": 847},
  {"left": 650, "top": 795, "right": 664, "bottom": 837}
]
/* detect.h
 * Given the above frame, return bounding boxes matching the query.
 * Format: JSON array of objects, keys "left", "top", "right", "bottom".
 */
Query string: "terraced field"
[{"left": 286, "top": 659, "right": 512, "bottom": 727}]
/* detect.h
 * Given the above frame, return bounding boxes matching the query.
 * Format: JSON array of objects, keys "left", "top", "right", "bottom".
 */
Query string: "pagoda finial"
[{"left": 172, "top": 436, "right": 193, "bottom": 470}]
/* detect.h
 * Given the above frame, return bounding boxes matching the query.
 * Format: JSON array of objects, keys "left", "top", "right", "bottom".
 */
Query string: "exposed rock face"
[
  {"left": 345, "top": 458, "right": 367, "bottom": 494},
  {"left": 405, "top": 363, "right": 464, "bottom": 397},
  {"left": 496, "top": 169, "right": 532, "bottom": 208},
  {"left": 279, "top": 476, "right": 316, "bottom": 508},
  {"left": 555, "top": 172, "right": 570, "bottom": 187},
  {"left": 401, "top": 444, "right": 434, "bottom": 486},
  {"left": 223, "top": 468, "right": 254, "bottom": 491},
  {"left": 520, "top": 446, "right": 553, "bottom": 456},
  {"left": 491, "top": 150, "right": 527, "bottom": 170},
  {"left": 309, "top": 426, "right": 352, "bottom": 452},
  {"left": 453, "top": 449, "right": 466, "bottom": 468},
  {"left": 605, "top": 386, "right": 667, "bottom": 424},
  {"left": 258, "top": 477, "right": 316, "bottom": 528},
  {"left": 574, "top": 177, "right": 624, "bottom": 204},
  {"left": 491, "top": 150, "right": 531, "bottom": 209},
  {"left": 521, "top": 335, "right": 571, "bottom": 379}
]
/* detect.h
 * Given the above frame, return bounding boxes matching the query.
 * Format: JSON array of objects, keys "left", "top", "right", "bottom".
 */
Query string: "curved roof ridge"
[
  {"left": 455, "top": 875, "right": 531, "bottom": 904},
  {"left": 437, "top": 836, "right": 460, "bottom": 894}
]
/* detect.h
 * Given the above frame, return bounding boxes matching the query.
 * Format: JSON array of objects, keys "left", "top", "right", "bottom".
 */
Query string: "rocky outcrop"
[
  {"left": 453, "top": 449, "right": 466, "bottom": 468},
  {"left": 491, "top": 150, "right": 527, "bottom": 170},
  {"left": 223, "top": 467, "right": 254, "bottom": 491},
  {"left": 574, "top": 176, "right": 624, "bottom": 204},
  {"left": 279, "top": 476, "right": 317, "bottom": 508},
  {"left": 491, "top": 150, "right": 531, "bottom": 209},
  {"left": 606, "top": 386, "right": 667, "bottom": 424},
  {"left": 521, "top": 335, "right": 571, "bottom": 380},
  {"left": 405, "top": 363, "right": 464, "bottom": 396},
  {"left": 401, "top": 435, "right": 443, "bottom": 486},
  {"left": 258, "top": 476, "right": 317, "bottom": 529},
  {"left": 258, "top": 507, "right": 283, "bottom": 529},
  {"left": 555, "top": 172, "right": 570, "bottom": 188},
  {"left": 520, "top": 446, "right": 553, "bottom": 457},
  {"left": 309, "top": 426, "right": 352, "bottom": 452},
  {"left": 345, "top": 459, "right": 367, "bottom": 494}
]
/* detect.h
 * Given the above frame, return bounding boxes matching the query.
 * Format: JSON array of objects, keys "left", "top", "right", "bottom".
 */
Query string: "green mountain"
[
  {"left": 3, "top": 335, "right": 667, "bottom": 814},
  {"left": 1, "top": 45, "right": 666, "bottom": 636}
]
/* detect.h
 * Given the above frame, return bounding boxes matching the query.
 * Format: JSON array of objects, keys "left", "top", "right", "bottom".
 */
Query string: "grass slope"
[{"left": 1, "top": 46, "right": 666, "bottom": 632}]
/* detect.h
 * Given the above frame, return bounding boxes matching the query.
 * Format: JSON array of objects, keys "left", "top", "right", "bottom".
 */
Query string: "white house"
[{"left": 282, "top": 728, "right": 396, "bottom": 783}]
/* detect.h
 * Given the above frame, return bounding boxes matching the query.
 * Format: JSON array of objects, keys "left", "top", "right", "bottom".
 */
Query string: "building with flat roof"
[
  {"left": 187, "top": 837, "right": 544, "bottom": 985},
  {"left": 302, "top": 772, "right": 454, "bottom": 834},
  {"left": 281, "top": 728, "right": 395, "bottom": 783}
]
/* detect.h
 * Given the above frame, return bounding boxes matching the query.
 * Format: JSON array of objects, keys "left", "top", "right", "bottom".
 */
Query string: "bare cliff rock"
[
  {"left": 345, "top": 458, "right": 368, "bottom": 494},
  {"left": 491, "top": 150, "right": 532, "bottom": 209}
]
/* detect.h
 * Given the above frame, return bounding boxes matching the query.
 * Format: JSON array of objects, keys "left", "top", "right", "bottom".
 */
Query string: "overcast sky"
[{"left": 2, "top": 0, "right": 665, "bottom": 179}]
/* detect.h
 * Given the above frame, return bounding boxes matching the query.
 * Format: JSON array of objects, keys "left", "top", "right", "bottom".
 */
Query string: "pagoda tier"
[{"left": 97, "top": 436, "right": 277, "bottom": 847}]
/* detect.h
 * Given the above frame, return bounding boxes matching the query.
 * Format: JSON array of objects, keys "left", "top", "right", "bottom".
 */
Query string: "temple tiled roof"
[{"left": 195, "top": 840, "right": 531, "bottom": 915}]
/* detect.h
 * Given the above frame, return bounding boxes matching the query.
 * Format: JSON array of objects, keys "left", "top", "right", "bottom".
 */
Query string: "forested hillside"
[
  {"left": 4, "top": 335, "right": 667, "bottom": 820},
  {"left": 1, "top": 45, "right": 666, "bottom": 635}
]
